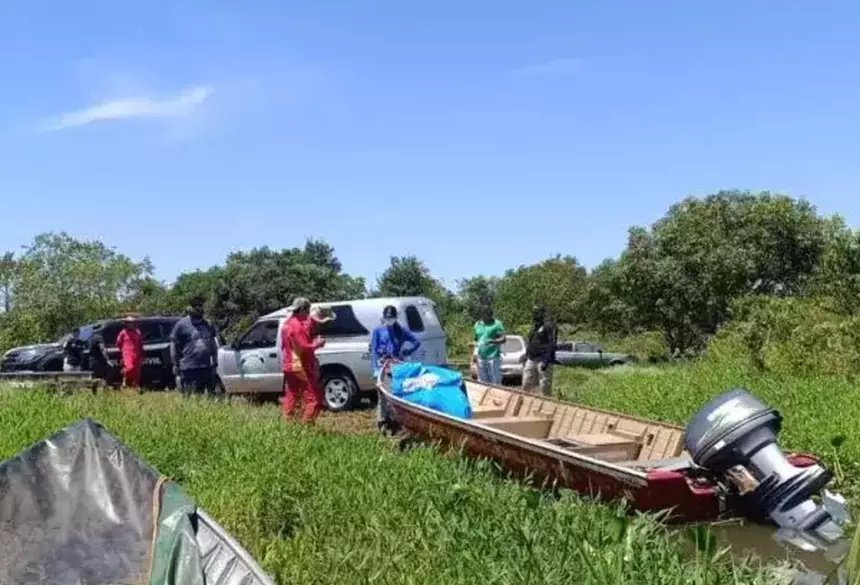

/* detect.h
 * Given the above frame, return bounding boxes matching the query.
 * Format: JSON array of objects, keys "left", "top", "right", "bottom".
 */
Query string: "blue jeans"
[{"left": 476, "top": 356, "right": 502, "bottom": 385}]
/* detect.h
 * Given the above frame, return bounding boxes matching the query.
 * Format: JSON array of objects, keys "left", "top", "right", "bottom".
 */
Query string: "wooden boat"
[{"left": 378, "top": 374, "right": 823, "bottom": 525}]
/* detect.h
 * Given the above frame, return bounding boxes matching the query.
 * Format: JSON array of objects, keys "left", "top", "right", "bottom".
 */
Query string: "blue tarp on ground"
[{"left": 390, "top": 363, "right": 472, "bottom": 419}]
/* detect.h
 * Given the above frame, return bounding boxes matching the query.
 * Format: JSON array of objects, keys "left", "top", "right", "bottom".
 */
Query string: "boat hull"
[{"left": 386, "top": 390, "right": 725, "bottom": 524}]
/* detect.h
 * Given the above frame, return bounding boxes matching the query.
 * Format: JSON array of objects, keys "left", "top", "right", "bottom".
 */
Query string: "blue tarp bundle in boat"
[{"left": 390, "top": 363, "right": 472, "bottom": 419}]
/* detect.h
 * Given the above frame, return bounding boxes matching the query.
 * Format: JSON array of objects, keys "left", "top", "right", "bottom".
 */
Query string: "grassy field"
[
  {"left": 0, "top": 387, "right": 788, "bottom": 585},
  {"left": 555, "top": 361, "right": 860, "bottom": 504}
]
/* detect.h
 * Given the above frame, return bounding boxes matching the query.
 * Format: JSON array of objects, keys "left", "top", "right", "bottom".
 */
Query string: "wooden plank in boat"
[
  {"left": 572, "top": 432, "right": 640, "bottom": 447},
  {"left": 546, "top": 436, "right": 642, "bottom": 462},
  {"left": 477, "top": 416, "right": 554, "bottom": 439},
  {"left": 470, "top": 404, "right": 508, "bottom": 419}
]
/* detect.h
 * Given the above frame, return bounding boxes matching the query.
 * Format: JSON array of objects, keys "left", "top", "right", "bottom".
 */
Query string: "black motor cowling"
[{"left": 684, "top": 389, "right": 848, "bottom": 549}]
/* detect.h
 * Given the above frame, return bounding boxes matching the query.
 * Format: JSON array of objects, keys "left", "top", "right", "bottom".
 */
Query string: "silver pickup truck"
[{"left": 553, "top": 341, "right": 633, "bottom": 368}]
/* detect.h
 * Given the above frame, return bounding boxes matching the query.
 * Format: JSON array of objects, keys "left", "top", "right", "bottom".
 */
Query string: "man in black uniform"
[
  {"left": 62, "top": 328, "right": 85, "bottom": 372},
  {"left": 87, "top": 331, "right": 114, "bottom": 390},
  {"left": 521, "top": 305, "right": 557, "bottom": 396}
]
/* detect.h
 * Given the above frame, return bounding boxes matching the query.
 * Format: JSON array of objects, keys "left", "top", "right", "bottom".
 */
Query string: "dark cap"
[{"left": 383, "top": 305, "right": 397, "bottom": 319}]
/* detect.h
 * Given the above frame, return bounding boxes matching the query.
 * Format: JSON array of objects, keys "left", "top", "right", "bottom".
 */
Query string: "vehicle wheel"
[
  {"left": 321, "top": 370, "right": 358, "bottom": 412},
  {"left": 608, "top": 360, "right": 626, "bottom": 367}
]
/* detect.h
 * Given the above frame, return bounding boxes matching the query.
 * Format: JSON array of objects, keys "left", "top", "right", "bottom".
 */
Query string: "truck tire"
[{"left": 321, "top": 367, "right": 359, "bottom": 412}]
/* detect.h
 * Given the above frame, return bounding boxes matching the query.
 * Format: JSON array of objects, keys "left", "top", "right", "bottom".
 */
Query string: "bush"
[{"left": 706, "top": 296, "right": 860, "bottom": 377}]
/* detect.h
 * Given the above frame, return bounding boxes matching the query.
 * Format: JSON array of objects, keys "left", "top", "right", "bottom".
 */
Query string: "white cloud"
[
  {"left": 510, "top": 58, "right": 582, "bottom": 79},
  {"left": 41, "top": 85, "right": 213, "bottom": 132}
]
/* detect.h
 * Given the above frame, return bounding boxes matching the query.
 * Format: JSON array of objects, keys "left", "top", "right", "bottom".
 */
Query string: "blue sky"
[{"left": 2, "top": 1, "right": 859, "bottom": 291}]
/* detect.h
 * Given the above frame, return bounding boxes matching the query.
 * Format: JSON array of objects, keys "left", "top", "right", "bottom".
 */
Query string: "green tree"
[
  {"left": 7, "top": 232, "right": 153, "bottom": 344},
  {"left": 374, "top": 256, "right": 441, "bottom": 298},
  {"left": 457, "top": 276, "right": 499, "bottom": 321},
  {"left": 0, "top": 252, "right": 16, "bottom": 313},
  {"left": 611, "top": 190, "right": 833, "bottom": 353},
  {"left": 494, "top": 256, "right": 588, "bottom": 329},
  {"left": 211, "top": 240, "right": 366, "bottom": 336},
  {"left": 809, "top": 218, "right": 860, "bottom": 315},
  {"left": 581, "top": 259, "right": 637, "bottom": 335}
]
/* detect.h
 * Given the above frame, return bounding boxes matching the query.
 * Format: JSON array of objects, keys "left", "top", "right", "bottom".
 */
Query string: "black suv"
[
  {"left": 0, "top": 339, "right": 66, "bottom": 372},
  {"left": 86, "top": 316, "right": 182, "bottom": 389},
  {"left": 0, "top": 316, "right": 183, "bottom": 389}
]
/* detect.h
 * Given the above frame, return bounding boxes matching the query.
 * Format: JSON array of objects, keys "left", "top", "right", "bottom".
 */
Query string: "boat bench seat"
[
  {"left": 478, "top": 416, "right": 554, "bottom": 439},
  {"left": 547, "top": 433, "right": 643, "bottom": 462}
]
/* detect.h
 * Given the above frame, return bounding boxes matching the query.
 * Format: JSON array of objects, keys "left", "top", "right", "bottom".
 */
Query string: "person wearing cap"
[
  {"left": 169, "top": 296, "right": 220, "bottom": 397},
  {"left": 521, "top": 305, "right": 557, "bottom": 396},
  {"left": 370, "top": 305, "right": 421, "bottom": 434},
  {"left": 116, "top": 316, "right": 144, "bottom": 389},
  {"left": 281, "top": 297, "right": 327, "bottom": 423}
]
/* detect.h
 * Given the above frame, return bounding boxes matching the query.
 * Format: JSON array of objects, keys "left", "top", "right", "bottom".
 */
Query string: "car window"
[
  {"left": 502, "top": 337, "right": 523, "bottom": 353},
  {"left": 577, "top": 343, "right": 598, "bottom": 353},
  {"left": 77, "top": 325, "right": 96, "bottom": 341},
  {"left": 405, "top": 305, "right": 424, "bottom": 333},
  {"left": 556, "top": 342, "right": 573, "bottom": 352},
  {"left": 316, "top": 305, "right": 369, "bottom": 337},
  {"left": 138, "top": 322, "right": 164, "bottom": 344},
  {"left": 100, "top": 324, "right": 123, "bottom": 347},
  {"left": 237, "top": 320, "right": 280, "bottom": 350},
  {"left": 160, "top": 320, "right": 180, "bottom": 340}
]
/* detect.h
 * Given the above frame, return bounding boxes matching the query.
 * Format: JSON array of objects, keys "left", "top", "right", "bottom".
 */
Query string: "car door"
[
  {"left": 228, "top": 320, "right": 282, "bottom": 394},
  {"left": 575, "top": 343, "right": 602, "bottom": 368},
  {"left": 500, "top": 336, "right": 524, "bottom": 372}
]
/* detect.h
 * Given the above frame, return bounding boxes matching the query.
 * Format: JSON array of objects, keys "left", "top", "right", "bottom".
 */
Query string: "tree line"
[{"left": 3, "top": 189, "right": 860, "bottom": 370}]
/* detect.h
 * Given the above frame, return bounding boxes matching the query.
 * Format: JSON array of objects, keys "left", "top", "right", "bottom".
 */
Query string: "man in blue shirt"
[
  {"left": 370, "top": 305, "right": 420, "bottom": 434},
  {"left": 169, "top": 295, "right": 220, "bottom": 398}
]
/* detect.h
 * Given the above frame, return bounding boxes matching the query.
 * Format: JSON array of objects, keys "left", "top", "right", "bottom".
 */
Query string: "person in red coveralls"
[
  {"left": 116, "top": 316, "right": 144, "bottom": 389},
  {"left": 281, "top": 298, "right": 327, "bottom": 423}
]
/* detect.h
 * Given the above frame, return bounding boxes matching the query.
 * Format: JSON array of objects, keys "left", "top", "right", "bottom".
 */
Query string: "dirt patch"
[
  {"left": 314, "top": 407, "right": 378, "bottom": 436},
  {"left": 227, "top": 395, "right": 380, "bottom": 436}
]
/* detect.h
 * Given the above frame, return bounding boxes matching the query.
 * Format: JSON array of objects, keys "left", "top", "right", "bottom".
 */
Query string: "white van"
[{"left": 216, "top": 296, "right": 447, "bottom": 411}]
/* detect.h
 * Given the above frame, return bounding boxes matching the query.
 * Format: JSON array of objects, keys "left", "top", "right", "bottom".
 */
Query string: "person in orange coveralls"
[
  {"left": 116, "top": 316, "right": 144, "bottom": 389},
  {"left": 281, "top": 297, "right": 326, "bottom": 423}
]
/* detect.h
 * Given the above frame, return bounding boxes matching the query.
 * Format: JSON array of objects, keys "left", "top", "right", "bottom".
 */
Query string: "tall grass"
[{"left": 0, "top": 388, "right": 785, "bottom": 585}]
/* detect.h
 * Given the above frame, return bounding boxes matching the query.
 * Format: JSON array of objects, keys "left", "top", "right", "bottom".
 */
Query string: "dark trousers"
[{"left": 179, "top": 367, "right": 215, "bottom": 397}]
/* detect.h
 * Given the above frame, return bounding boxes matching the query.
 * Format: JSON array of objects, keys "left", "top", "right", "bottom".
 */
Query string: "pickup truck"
[{"left": 553, "top": 341, "right": 633, "bottom": 368}]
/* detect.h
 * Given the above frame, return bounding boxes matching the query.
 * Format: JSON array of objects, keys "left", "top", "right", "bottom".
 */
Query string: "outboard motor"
[{"left": 684, "top": 389, "right": 849, "bottom": 551}]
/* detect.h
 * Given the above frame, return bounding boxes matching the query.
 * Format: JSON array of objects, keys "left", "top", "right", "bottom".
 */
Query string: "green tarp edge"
[{"left": 148, "top": 481, "right": 207, "bottom": 585}]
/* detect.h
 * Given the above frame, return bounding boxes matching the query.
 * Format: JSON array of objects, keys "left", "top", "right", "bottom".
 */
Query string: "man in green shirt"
[{"left": 473, "top": 307, "right": 506, "bottom": 385}]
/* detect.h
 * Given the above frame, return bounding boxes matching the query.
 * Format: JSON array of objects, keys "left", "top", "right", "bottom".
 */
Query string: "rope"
[{"left": 144, "top": 475, "right": 168, "bottom": 584}]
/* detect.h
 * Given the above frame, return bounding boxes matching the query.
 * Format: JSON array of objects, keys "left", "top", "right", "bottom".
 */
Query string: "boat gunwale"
[{"left": 377, "top": 379, "right": 653, "bottom": 486}]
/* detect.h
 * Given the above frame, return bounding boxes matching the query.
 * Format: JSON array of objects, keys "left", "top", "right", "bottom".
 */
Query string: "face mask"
[{"left": 384, "top": 318, "right": 396, "bottom": 327}]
